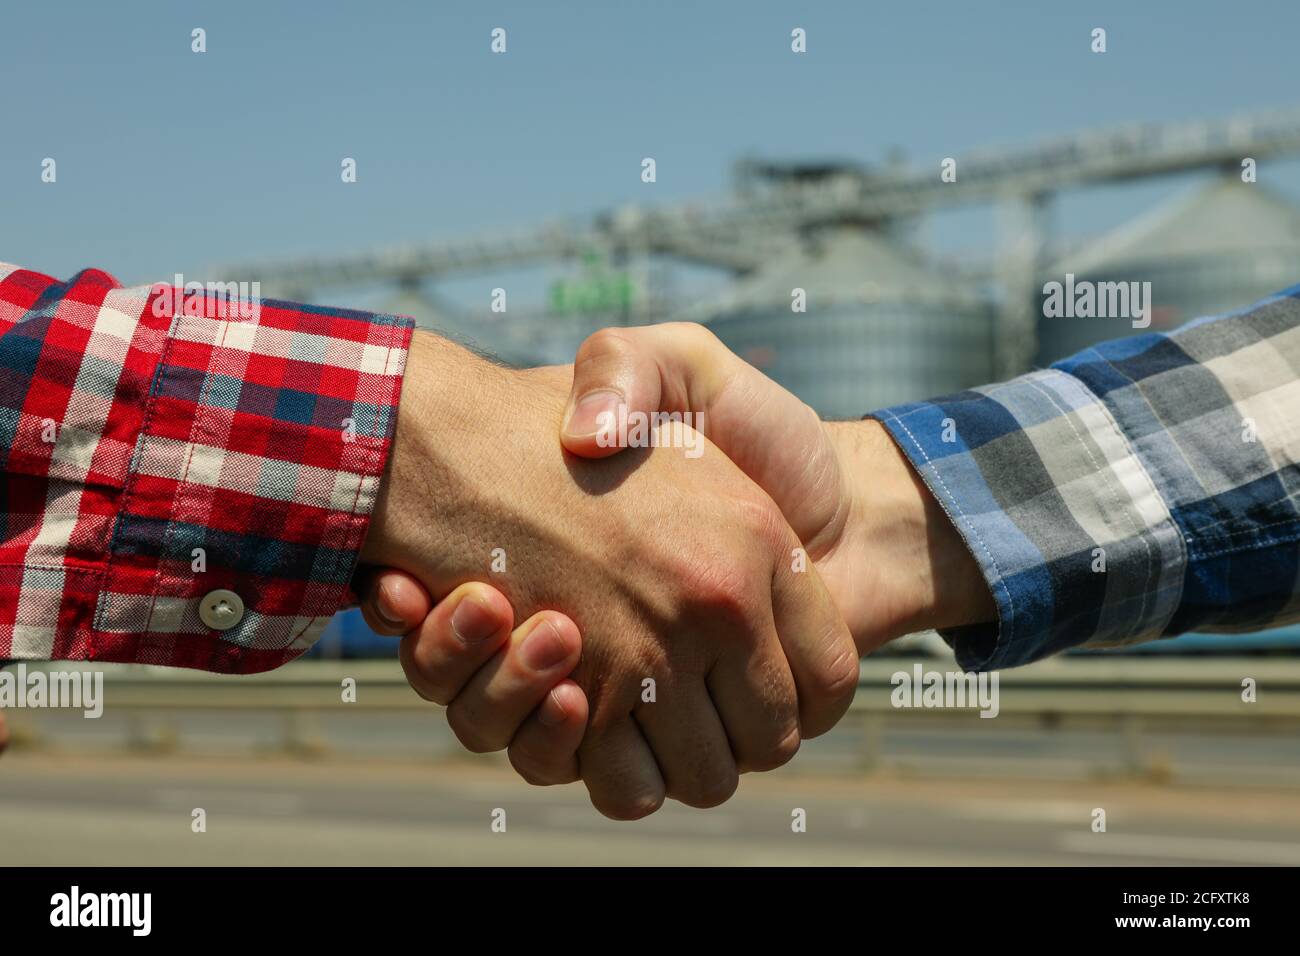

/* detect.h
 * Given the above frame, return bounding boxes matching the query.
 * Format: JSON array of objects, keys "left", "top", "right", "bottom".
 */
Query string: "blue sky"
[{"left": 4, "top": 0, "right": 1300, "bottom": 304}]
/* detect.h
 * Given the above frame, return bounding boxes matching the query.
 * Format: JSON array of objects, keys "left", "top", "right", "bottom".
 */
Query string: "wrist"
[
  {"left": 360, "top": 332, "right": 562, "bottom": 590},
  {"left": 831, "top": 419, "right": 995, "bottom": 646}
]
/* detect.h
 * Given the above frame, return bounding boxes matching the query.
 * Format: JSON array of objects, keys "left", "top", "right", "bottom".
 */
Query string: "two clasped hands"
[{"left": 356, "top": 323, "right": 995, "bottom": 819}]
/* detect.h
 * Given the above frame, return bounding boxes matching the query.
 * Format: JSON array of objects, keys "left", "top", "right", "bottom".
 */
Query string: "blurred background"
[{"left": 3, "top": 0, "right": 1300, "bottom": 864}]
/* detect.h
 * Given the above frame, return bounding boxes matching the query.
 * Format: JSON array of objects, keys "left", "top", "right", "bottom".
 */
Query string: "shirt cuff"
[
  {"left": 870, "top": 367, "right": 1186, "bottom": 671},
  {"left": 1, "top": 266, "right": 412, "bottom": 674}
]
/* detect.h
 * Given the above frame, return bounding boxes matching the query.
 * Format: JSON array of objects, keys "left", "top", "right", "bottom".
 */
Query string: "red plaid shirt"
[{"left": 0, "top": 263, "right": 412, "bottom": 674}]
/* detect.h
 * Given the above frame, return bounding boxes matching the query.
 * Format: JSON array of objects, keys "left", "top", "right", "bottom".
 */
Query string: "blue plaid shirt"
[{"left": 872, "top": 286, "right": 1300, "bottom": 671}]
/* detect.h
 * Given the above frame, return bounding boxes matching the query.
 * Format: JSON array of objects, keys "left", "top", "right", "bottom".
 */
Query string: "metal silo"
[
  {"left": 684, "top": 227, "right": 995, "bottom": 418},
  {"left": 1037, "top": 177, "right": 1300, "bottom": 365}
]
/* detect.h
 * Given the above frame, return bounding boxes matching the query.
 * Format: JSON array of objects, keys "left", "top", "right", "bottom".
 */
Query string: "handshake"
[{"left": 356, "top": 323, "right": 995, "bottom": 819}]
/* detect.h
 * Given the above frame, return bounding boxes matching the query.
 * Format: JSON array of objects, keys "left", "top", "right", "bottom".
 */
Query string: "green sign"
[{"left": 549, "top": 253, "right": 637, "bottom": 315}]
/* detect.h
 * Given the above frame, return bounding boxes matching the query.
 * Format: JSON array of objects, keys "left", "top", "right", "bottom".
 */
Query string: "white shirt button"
[{"left": 199, "top": 589, "right": 245, "bottom": 631}]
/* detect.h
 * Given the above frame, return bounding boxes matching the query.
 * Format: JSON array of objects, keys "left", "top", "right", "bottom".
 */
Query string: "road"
[{"left": 2, "top": 751, "right": 1299, "bottom": 866}]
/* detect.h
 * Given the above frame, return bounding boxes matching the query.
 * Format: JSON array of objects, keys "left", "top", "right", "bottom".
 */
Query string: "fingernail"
[
  {"left": 563, "top": 389, "right": 622, "bottom": 438},
  {"left": 375, "top": 582, "right": 406, "bottom": 629},
  {"left": 521, "top": 619, "right": 571, "bottom": 671},
  {"left": 450, "top": 593, "right": 500, "bottom": 645},
  {"left": 537, "top": 688, "right": 568, "bottom": 728}
]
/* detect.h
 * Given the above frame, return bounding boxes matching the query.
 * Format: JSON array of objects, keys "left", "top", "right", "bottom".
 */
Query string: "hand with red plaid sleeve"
[{"left": 356, "top": 572, "right": 588, "bottom": 781}]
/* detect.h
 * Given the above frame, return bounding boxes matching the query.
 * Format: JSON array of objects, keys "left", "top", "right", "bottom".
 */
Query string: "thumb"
[
  {"left": 561, "top": 322, "right": 846, "bottom": 548},
  {"left": 560, "top": 326, "right": 671, "bottom": 459}
]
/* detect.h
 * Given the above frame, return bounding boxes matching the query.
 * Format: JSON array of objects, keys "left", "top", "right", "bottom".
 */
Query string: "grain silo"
[
  {"left": 1037, "top": 177, "right": 1300, "bottom": 365},
  {"left": 685, "top": 227, "right": 995, "bottom": 418}
]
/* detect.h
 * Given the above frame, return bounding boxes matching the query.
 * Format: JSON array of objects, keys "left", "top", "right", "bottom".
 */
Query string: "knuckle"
[
  {"left": 400, "top": 643, "right": 454, "bottom": 706},
  {"left": 446, "top": 704, "right": 508, "bottom": 754},
  {"left": 688, "top": 569, "right": 754, "bottom": 626},
  {"left": 743, "top": 724, "right": 802, "bottom": 773},
  {"left": 819, "top": 644, "right": 862, "bottom": 702},
  {"left": 669, "top": 321, "right": 721, "bottom": 352},
  {"left": 676, "top": 501, "right": 785, "bottom": 627},
  {"left": 578, "top": 694, "right": 624, "bottom": 736},
  {"left": 803, "top": 644, "right": 860, "bottom": 732},
  {"left": 508, "top": 748, "right": 567, "bottom": 787},
  {"left": 410, "top": 628, "right": 446, "bottom": 673},
  {"left": 666, "top": 547, "right": 760, "bottom": 633},
  {"left": 576, "top": 326, "right": 635, "bottom": 369},
  {"left": 736, "top": 494, "right": 788, "bottom": 551}
]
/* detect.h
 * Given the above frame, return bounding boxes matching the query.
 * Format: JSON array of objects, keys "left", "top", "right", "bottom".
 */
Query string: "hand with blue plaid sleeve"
[{"left": 556, "top": 323, "right": 999, "bottom": 655}]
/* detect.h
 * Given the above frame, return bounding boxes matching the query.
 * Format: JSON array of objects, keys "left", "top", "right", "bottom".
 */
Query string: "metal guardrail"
[
  {"left": 6, "top": 657, "right": 1298, "bottom": 778},
  {"left": 5, "top": 658, "right": 1294, "bottom": 712},
  {"left": 7, "top": 656, "right": 1299, "bottom": 716}
]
